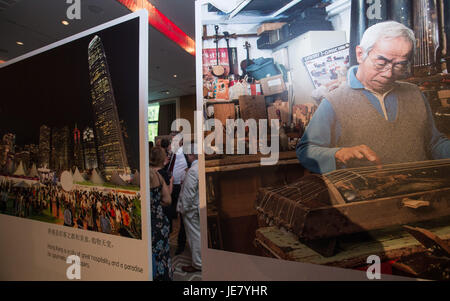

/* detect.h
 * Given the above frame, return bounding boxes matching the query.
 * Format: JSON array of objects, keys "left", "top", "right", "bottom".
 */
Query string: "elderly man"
[
  {"left": 297, "top": 21, "right": 450, "bottom": 174},
  {"left": 178, "top": 143, "right": 201, "bottom": 273}
]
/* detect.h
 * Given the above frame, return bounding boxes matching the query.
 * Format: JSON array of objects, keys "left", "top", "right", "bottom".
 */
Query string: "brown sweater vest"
[{"left": 326, "top": 82, "right": 429, "bottom": 168}]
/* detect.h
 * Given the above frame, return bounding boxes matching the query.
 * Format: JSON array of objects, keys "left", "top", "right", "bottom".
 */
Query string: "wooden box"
[{"left": 257, "top": 22, "right": 287, "bottom": 36}]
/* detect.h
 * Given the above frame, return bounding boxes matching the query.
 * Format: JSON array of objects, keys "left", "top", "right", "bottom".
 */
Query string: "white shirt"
[
  {"left": 179, "top": 160, "right": 199, "bottom": 214},
  {"left": 172, "top": 147, "right": 188, "bottom": 185}
]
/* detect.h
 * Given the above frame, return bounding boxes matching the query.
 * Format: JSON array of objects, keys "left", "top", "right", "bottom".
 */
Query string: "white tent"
[
  {"left": 72, "top": 167, "right": 85, "bottom": 183},
  {"left": 111, "top": 172, "right": 127, "bottom": 186},
  {"left": 28, "top": 163, "right": 39, "bottom": 178},
  {"left": 90, "top": 169, "right": 104, "bottom": 185},
  {"left": 131, "top": 170, "right": 140, "bottom": 186},
  {"left": 13, "top": 161, "right": 26, "bottom": 176}
]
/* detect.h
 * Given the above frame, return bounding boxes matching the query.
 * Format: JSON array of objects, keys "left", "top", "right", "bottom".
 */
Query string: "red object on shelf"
[{"left": 248, "top": 83, "right": 261, "bottom": 96}]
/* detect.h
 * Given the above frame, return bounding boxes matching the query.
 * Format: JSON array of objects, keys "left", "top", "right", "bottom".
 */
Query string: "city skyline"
[{"left": 0, "top": 19, "right": 140, "bottom": 173}]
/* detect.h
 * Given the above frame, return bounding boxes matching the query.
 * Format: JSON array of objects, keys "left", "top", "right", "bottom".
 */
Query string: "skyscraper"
[
  {"left": 2, "top": 133, "right": 15, "bottom": 153},
  {"left": 88, "top": 35, "right": 129, "bottom": 176},
  {"left": 51, "top": 126, "right": 70, "bottom": 171},
  {"left": 120, "top": 119, "right": 137, "bottom": 171},
  {"left": 83, "top": 127, "right": 98, "bottom": 170},
  {"left": 38, "top": 125, "right": 51, "bottom": 168},
  {"left": 73, "top": 124, "right": 84, "bottom": 170},
  {"left": 1, "top": 133, "right": 15, "bottom": 171},
  {"left": 24, "top": 144, "right": 39, "bottom": 168}
]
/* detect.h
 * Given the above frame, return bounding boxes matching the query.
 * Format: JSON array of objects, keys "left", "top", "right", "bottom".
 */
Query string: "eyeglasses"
[{"left": 368, "top": 55, "right": 410, "bottom": 73}]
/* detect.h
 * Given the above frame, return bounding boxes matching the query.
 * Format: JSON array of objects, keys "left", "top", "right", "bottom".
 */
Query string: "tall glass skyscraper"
[
  {"left": 73, "top": 124, "right": 84, "bottom": 170},
  {"left": 38, "top": 125, "right": 51, "bottom": 168},
  {"left": 82, "top": 127, "right": 98, "bottom": 170},
  {"left": 88, "top": 35, "right": 129, "bottom": 176},
  {"left": 51, "top": 126, "right": 70, "bottom": 171}
]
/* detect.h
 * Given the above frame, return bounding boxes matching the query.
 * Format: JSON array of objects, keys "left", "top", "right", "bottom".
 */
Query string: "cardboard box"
[
  {"left": 438, "top": 90, "right": 450, "bottom": 99},
  {"left": 257, "top": 22, "right": 286, "bottom": 36},
  {"left": 438, "top": 90, "right": 450, "bottom": 107},
  {"left": 260, "top": 74, "right": 286, "bottom": 96}
]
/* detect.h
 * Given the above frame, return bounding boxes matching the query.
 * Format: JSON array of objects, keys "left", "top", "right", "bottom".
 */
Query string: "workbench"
[{"left": 254, "top": 215, "right": 450, "bottom": 272}]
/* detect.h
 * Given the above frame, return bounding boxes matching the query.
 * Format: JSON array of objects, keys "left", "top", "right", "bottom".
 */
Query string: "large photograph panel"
[
  {"left": 0, "top": 11, "right": 150, "bottom": 281},
  {"left": 197, "top": 0, "right": 450, "bottom": 281}
]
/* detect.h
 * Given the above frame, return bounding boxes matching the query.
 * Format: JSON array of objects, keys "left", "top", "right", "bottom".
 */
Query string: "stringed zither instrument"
[{"left": 256, "top": 159, "right": 450, "bottom": 241}]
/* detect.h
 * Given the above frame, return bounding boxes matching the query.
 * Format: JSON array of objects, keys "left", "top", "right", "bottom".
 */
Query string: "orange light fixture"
[{"left": 116, "top": 0, "right": 195, "bottom": 56}]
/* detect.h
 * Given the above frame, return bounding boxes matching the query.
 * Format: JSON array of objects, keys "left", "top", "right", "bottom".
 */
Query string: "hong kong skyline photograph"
[{"left": 0, "top": 17, "right": 143, "bottom": 240}]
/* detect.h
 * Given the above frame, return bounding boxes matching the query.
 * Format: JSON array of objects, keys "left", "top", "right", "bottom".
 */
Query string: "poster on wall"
[
  {"left": 0, "top": 10, "right": 150, "bottom": 280},
  {"left": 302, "top": 43, "right": 350, "bottom": 89},
  {"left": 196, "top": 0, "right": 450, "bottom": 281}
]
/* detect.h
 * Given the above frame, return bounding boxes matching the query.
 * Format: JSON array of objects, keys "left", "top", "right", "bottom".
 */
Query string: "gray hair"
[{"left": 359, "top": 21, "right": 416, "bottom": 60}]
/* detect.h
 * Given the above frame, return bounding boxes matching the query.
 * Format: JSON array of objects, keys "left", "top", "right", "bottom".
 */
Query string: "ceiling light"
[
  {"left": 16, "top": 41, "right": 24, "bottom": 46},
  {"left": 173, "top": 74, "right": 177, "bottom": 78},
  {"left": 62, "top": 20, "right": 69, "bottom": 25}
]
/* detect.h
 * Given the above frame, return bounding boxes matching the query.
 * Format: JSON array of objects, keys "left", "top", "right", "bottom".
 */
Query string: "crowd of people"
[
  {"left": 149, "top": 133, "right": 201, "bottom": 281},
  {"left": 0, "top": 179, "right": 141, "bottom": 239}
]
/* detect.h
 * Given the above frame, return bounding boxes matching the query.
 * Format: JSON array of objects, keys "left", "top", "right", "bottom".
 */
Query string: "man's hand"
[{"left": 335, "top": 145, "right": 382, "bottom": 166}]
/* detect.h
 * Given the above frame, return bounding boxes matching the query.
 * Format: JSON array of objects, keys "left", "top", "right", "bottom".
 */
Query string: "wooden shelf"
[
  {"left": 205, "top": 151, "right": 299, "bottom": 173},
  {"left": 204, "top": 99, "right": 238, "bottom": 105}
]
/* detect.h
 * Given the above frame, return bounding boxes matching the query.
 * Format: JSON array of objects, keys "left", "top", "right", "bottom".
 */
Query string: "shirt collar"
[
  {"left": 347, "top": 65, "right": 395, "bottom": 95},
  {"left": 347, "top": 65, "right": 365, "bottom": 89}
]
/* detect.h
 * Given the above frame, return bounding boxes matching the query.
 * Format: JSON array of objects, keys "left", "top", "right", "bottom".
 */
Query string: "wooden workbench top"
[{"left": 254, "top": 216, "right": 450, "bottom": 269}]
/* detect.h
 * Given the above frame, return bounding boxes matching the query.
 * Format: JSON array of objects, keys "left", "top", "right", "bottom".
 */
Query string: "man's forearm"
[{"left": 296, "top": 143, "right": 341, "bottom": 174}]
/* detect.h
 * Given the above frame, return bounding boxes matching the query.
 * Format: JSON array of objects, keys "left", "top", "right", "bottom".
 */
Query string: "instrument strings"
[
  {"left": 262, "top": 159, "right": 450, "bottom": 208},
  {"left": 326, "top": 159, "right": 450, "bottom": 183},
  {"left": 258, "top": 159, "right": 450, "bottom": 226}
]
